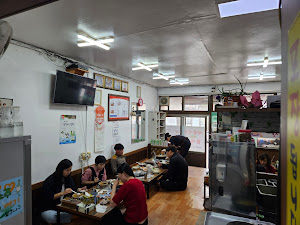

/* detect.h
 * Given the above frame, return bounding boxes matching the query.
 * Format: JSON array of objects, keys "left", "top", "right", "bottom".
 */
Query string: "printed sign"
[
  {"left": 95, "top": 106, "right": 105, "bottom": 152},
  {"left": 108, "top": 95, "right": 130, "bottom": 121},
  {"left": 0, "top": 176, "right": 23, "bottom": 222},
  {"left": 287, "top": 13, "right": 300, "bottom": 225},
  {"left": 59, "top": 115, "right": 76, "bottom": 144},
  {"left": 184, "top": 127, "right": 205, "bottom": 153}
]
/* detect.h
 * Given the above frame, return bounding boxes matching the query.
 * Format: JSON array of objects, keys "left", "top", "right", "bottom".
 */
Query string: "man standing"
[
  {"left": 158, "top": 146, "right": 188, "bottom": 191},
  {"left": 165, "top": 133, "right": 191, "bottom": 158}
]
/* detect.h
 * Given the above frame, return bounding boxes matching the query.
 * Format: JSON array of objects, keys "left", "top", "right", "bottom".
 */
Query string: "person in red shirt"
[
  {"left": 110, "top": 163, "right": 148, "bottom": 225},
  {"left": 257, "top": 153, "right": 276, "bottom": 174}
]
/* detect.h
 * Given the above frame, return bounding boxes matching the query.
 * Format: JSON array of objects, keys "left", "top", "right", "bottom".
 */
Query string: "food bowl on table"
[
  {"left": 132, "top": 165, "right": 140, "bottom": 170},
  {"left": 98, "top": 181, "right": 109, "bottom": 187},
  {"left": 152, "top": 168, "right": 160, "bottom": 174},
  {"left": 72, "top": 193, "right": 83, "bottom": 199}
]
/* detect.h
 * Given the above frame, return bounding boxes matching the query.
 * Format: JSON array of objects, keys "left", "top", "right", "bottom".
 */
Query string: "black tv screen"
[{"left": 53, "top": 70, "right": 96, "bottom": 106}]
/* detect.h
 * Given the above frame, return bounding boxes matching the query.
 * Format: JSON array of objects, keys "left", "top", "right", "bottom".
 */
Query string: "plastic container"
[
  {"left": 216, "top": 164, "right": 226, "bottom": 182},
  {"left": 238, "top": 129, "right": 252, "bottom": 142}
]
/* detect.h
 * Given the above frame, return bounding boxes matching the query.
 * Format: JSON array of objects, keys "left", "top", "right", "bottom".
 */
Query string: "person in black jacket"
[
  {"left": 41, "top": 159, "right": 76, "bottom": 224},
  {"left": 165, "top": 133, "right": 191, "bottom": 158},
  {"left": 157, "top": 146, "right": 188, "bottom": 191}
]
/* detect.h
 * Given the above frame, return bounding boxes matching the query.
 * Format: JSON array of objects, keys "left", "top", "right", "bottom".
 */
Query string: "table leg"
[
  {"left": 57, "top": 209, "right": 61, "bottom": 225},
  {"left": 146, "top": 184, "right": 150, "bottom": 199}
]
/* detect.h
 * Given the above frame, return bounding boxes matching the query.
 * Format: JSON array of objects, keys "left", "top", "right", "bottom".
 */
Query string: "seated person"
[
  {"left": 110, "top": 163, "right": 148, "bottom": 225},
  {"left": 257, "top": 153, "right": 276, "bottom": 174},
  {"left": 165, "top": 133, "right": 191, "bottom": 158},
  {"left": 41, "top": 159, "right": 78, "bottom": 224},
  {"left": 111, "top": 143, "right": 127, "bottom": 175},
  {"left": 157, "top": 145, "right": 188, "bottom": 191},
  {"left": 81, "top": 155, "right": 107, "bottom": 189}
]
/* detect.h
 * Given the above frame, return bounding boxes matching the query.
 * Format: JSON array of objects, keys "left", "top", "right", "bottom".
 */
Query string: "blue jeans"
[{"left": 41, "top": 210, "right": 72, "bottom": 224}]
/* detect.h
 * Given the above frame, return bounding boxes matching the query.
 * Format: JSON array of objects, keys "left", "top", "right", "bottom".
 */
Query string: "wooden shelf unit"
[{"left": 214, "top": 108, "right": 280, "bottom": 113}]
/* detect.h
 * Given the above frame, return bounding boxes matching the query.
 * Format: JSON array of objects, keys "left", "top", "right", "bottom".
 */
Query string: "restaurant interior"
[{"left": 0, "top": 0, "right": 298, "bottom": 225}]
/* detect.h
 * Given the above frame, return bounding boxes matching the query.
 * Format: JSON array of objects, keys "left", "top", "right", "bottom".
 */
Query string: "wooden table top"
[
  {"left": 132, "top": 158, "right": 167, "bottom": 184},
  {"left": 56, "top": 203, "right": 115, "bottom": 221},
  {"left": 135, "top": 168, "right": 166, "bottom": 184}
]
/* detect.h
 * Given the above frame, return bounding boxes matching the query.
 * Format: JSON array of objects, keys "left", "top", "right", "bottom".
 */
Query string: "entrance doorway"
[{"left": 166, "top": 116, "right": 207, "bottom": 167}]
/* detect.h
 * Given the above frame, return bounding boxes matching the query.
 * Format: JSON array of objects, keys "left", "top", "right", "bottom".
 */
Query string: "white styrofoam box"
[{"left": 267, "top": 95, "right": 281, "bottom": 108}]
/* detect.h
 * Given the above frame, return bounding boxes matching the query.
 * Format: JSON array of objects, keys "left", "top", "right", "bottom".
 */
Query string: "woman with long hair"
[{"left": 41, "top": 159, "right": 76, "bottom": 224}]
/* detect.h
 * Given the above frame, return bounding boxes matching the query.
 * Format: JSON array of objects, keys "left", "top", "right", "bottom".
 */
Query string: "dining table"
[{"left": 132, "top": 158, "right": 168, "bottom": 199}]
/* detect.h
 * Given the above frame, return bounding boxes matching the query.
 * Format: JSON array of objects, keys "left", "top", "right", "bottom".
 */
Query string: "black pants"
[
  {"left": 160, "top": 179, "right": 186, "bottom": 191},
  {"left": 179, "top": 142, "right": 191, "bottom": 158},
  {"left": 101, "top": 208, "right": 148, "bottom": 225}
]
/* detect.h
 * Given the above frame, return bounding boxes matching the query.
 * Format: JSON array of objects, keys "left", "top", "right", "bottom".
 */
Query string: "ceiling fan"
[{"left": 0, "top": 20, "right": 13, "bottom": 60}]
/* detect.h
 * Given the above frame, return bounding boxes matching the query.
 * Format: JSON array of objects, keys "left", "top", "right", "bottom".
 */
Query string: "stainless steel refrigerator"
[{"left": 0, "top": 136, "right": 31, "bottom": 225}]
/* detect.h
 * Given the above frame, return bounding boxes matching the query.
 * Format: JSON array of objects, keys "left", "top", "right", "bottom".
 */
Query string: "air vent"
[{"left": 159, "top": 97, "right": 169, "bottom": 106}]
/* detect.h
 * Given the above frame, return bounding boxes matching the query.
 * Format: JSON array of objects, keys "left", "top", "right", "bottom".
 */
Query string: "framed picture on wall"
[
  {"left": 121, "top": 81, "right": 129, "bottom": 93},
  {"left": 0, "top": 98, "right": 13, "bottom": 106},
  {"left": 94, "top": 73, "right": 105, "bottom": 88},
  {"left": 105, "top": 77, "right": 114, "bottom": 89},
  {"left": 114, "top": 79, "right": 122, "bottom": 91},
  {"left": 137, "top": 86, "right": 141, "bottom": 98},
  {"left": 108, "top": 94, "right": 130, "bottom": 121},
  {"left": 94, "top": 90, "right": 102, "bottom": 105}
]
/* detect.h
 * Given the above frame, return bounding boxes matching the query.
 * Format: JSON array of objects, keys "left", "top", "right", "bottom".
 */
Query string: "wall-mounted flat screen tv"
[{"left": 53, "top": 70, "right": 96, "bottom": 106}]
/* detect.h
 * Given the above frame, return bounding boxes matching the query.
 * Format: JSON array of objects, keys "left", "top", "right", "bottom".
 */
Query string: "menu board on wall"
[{"left": 108, "top": 94, "right": 130, "bottom": 121}]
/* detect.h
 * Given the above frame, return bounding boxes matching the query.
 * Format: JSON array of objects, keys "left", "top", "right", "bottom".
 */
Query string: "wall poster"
[
  {"left": 0, "top": 176, "right": 23, "bottom": 222},
  {"left": 59, "top": 115, "right": 76, "bottom": 144},
  {"left": 108, "top": 94, "right": 130, "bottom": 121},
  {"left": 287, "top": 12, "right": 300, "bottom": 224},
  {"left": 184, "top": 127, "right": 206, "bottom": 153},
  {"left": 95, "top": 106, "right": 105, "bottom": 152}
]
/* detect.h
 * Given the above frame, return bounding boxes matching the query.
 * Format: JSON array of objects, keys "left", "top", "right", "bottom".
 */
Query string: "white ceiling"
[{"left": 4, "top": 0, "right": 281, "bottom": 87}]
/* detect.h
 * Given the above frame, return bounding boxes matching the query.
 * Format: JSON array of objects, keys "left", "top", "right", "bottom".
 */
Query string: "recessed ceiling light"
[
  {"left": 247, "top": 57, "right": 282, "bottom": 67},
  {"left": 77, "top": 34, "right": 114, "bottom": 50},
  {"left": 153, "top": 73, "right": 175, "bottom": 80},
  {"left": 218, "top": 0, "right": 279, "bottom": 18},
  {"left": 132, "top": 62, "right": 158, "bottom": 71}
]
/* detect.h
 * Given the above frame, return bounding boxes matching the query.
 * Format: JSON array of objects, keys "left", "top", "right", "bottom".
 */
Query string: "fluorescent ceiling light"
[
  {"left": 170, "top": 78, "right": 189, "bottom": 85},
  {"left": 77, "top": 34, "right": 114, "bottom": 50},
  {"left": 248, "top": 74, "right": 276, "bottom": 80},
  {"left": 263, "top": 57, "right": 269, "bottom": 68},
  {"left": 268, "top": 61, "right": 282, "bottom": 65},
  {"left": 218, "top": 0, "right": 279, "bottom": 18},
  {"left": 132, "top": 62, "right": 158, "bottom": 71},
  {"left": 153, "top": 73, "right": 175, "bottom": 80},
  {"left": 247, "top": 57, "right": 282, "bottom": 67}
]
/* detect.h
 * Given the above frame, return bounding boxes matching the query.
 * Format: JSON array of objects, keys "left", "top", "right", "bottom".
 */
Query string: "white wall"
[
  {"left": 0, "top": 44, "right": 158, "bottom": 184},
  {"left": 158, "top": 82, "right": 281, "bottom": 96}
]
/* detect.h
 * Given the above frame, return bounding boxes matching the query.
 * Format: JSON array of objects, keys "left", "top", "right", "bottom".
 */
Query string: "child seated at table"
[
  {"left": 111, "top": 143, "right": 127, "bottom": 175},
  {"left": 81, "top": 155, "right": 107, "bottom": 189},
  {"left": 257, "top": 153, "right": 276, "bottom": 174}
]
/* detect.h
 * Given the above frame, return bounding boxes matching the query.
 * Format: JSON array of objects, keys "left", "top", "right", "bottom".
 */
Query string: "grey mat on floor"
[{"left": 195, "top": 211, "right": 207, "bottom": 225}]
